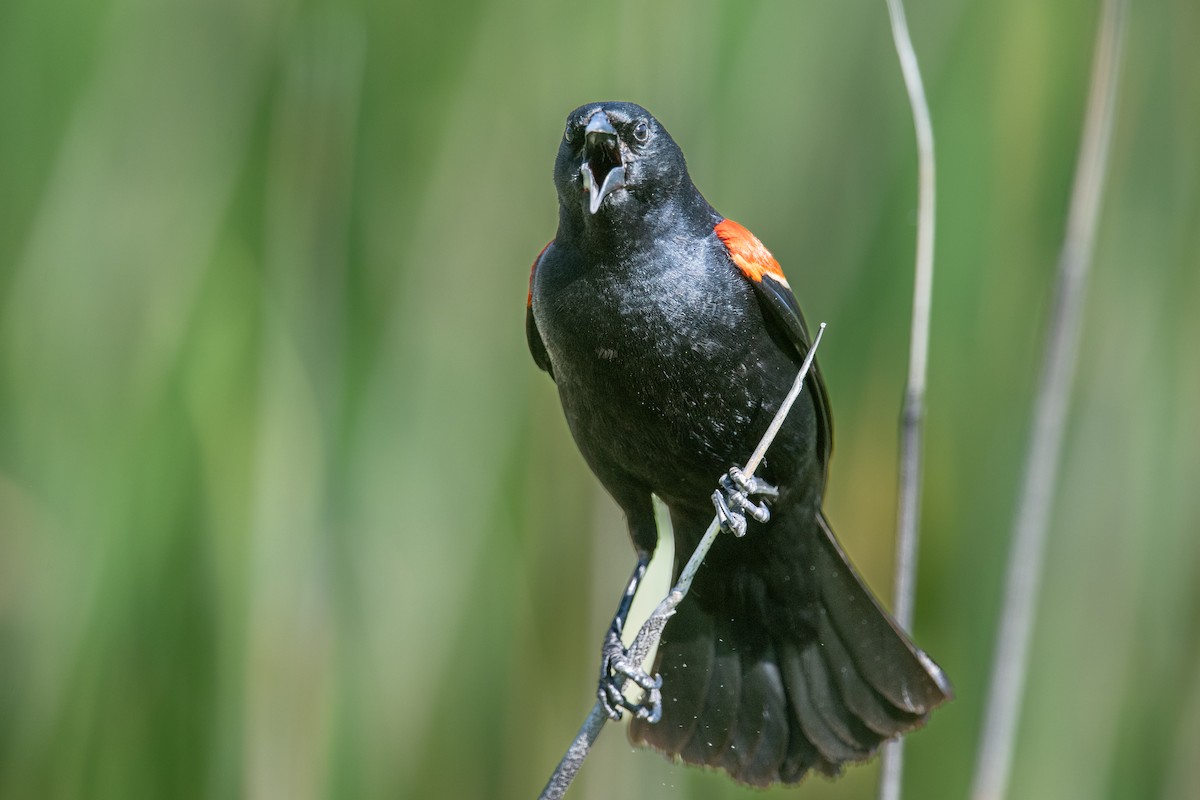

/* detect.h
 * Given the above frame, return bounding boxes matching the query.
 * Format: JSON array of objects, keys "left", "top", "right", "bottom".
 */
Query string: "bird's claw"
[
  {"left": 713, "top": 467, "right": 778, "bottom": 537},
  {"left": 598, "top": 632, "right": 663, "bottom": 723}
]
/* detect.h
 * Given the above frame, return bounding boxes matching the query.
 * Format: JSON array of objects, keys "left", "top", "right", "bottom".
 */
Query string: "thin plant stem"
[
  {"left": 970, "top": 2, "right": 1127, "bottom": 798},
  {"left": 878, "top": 0, "right": 937, "bottom": 796},
  {"left": 537, "top": 323, "right": 827, "bottom": 800}
]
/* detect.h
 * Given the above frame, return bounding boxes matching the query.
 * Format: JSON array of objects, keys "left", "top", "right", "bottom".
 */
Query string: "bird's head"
[{"left": 554, "top": 102, "right": 694, "bottom": 230}]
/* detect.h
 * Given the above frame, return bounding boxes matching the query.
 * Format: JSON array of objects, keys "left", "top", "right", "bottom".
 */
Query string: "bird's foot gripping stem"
[
  {"left": 598, "top": 630, "right": 662, "bottom": 723},
  {"left": 713, "top": 467, "right": 779, "bottom": 537}
]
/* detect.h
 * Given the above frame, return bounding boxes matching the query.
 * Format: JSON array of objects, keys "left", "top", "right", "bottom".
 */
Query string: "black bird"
[{"left": 526, "top": 101, "right": 950, "bottom": 786}]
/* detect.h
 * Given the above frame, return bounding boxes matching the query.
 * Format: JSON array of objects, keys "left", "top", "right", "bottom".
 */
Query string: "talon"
[
  {"left": 723, "top": 467, "right": 779, "bottom": 500},
  {"left": 713, "top": 489, "right": 748, "bottom": 537},
  {"left": 634, "top": 676, "right": 663, "bottom": 723},
  {"left": 598, "top": 633, "right": 664, "bottom": 723},
  {"left": 714, "top": 468, "right": 778, "bottom": 536},
  {"left": 743, "top": 497, "right": 771, "bottom": 524}
]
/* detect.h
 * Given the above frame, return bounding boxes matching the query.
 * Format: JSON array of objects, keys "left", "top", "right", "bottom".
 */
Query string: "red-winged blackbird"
[{"left": 526, "top": 101, "right": 950, "bottom": 787}]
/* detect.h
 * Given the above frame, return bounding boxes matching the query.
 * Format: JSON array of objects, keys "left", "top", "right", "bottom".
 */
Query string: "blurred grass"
[{"left": 0, "top": 1, "right": 1197, "bottom": 798}]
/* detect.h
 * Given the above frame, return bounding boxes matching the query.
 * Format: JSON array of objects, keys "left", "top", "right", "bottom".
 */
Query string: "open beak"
[{"left": 580, "top": 113, "right": 626, "bottom": 214}]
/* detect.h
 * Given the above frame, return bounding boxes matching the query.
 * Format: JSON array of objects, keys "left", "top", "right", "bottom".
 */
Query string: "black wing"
[
  {"left": 753, "top": 272, "right": 834, "bottom": 470},
  {"left": 526, "top": 242, "right": 554, "bottom": 379},
  {"left": 714, "top": 219, "right": 832, "bottom": 469}
]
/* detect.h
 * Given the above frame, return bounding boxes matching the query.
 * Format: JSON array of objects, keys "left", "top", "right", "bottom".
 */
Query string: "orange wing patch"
[
  {"left": 528, "top": 240, "right": 552, "bottom": 307},
  {"left": 714, "top": 219, "right": 790, "bottom": 288}
]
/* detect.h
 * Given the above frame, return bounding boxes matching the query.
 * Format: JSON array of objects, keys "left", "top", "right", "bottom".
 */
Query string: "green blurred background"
[{"left": 0, "top": 0, "right": 1197, "bottom": 798}]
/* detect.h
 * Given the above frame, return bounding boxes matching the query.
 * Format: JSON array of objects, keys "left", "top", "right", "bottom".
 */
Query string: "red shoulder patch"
[
  {"left": 714, "top": 219, "right": 789, "bottom": 287},
  {"left": 528, "top": 241, "right": 552, "bottom": 307}
]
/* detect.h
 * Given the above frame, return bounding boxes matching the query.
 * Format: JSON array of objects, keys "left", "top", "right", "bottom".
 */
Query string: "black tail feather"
[
  {"left": 719, "top": 655, "right": 789, "bottom": 786},
  {"left": 782, "top": 642, "right": 877, "bottom": 763},
  {"left": 813, "top": 513, "right": 951, "bottom": 714},
  {"left": 815, "top": 608, "right": 926, "bottom": 736},
  {"left": 628, "top": 510, "right": 950, "bottom": 787},
  {"left": 678, "top": 640, "right": 740, "bottom": 766}
]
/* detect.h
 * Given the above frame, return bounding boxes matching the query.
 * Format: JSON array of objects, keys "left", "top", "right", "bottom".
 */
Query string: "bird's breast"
[{"left": 535, "top": 244, "right": 789, "bottom": 503}]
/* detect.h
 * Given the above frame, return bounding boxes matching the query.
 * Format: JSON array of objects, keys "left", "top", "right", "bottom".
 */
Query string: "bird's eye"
[
  {"left": 632, "top": 120, "right": 650, "bottom": 143},
  {"left": 564, "top": 119, "right": 578, "bottom": 144}
]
